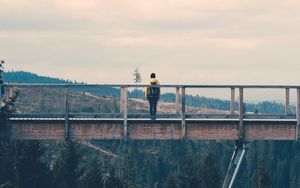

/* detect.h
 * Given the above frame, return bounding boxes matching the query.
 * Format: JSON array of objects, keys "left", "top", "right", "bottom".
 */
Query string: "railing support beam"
[
  {"left": 120, "top": 88, "right": 124, "bottom": 113},
  {"left": 175, "top": 87, "right": 180, "bottom": 114},
  {"left": 285, "top": 88, "right": 290, "bottom": 115},
  {"left": 4, "top": 86, "right": 13, "bottom": 102},
  {"left": 64, "top": 87, "right": 70, "bottom": 140},
  {"left": 121, "top": 87, "right": 128, "bottom": 141},
  {"left": 239, "top": 88, "right": 244, "bottom": 140},
  {"left": 181, "top": 87, "right": 186, "bottom": 139},
  {"left": 230, "top": 88, "right": 235, "bottom": 114}
]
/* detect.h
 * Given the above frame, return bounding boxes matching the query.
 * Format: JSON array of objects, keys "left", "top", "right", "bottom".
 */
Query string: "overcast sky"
[{"left": 1, "top": 0, "right": 300, "bottom": 91}]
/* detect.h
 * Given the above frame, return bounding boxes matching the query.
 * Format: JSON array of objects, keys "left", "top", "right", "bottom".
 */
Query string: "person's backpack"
[{"left": 148, "top": 82, "right": 159, "bottom": 98}]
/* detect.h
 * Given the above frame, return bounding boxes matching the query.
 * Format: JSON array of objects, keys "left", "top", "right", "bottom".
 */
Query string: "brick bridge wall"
[{"left": 9, "top": 120, "right": 297, "bottom": 141}]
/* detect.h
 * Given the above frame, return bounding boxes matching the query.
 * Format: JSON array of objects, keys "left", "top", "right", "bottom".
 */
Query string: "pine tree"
[
  {"left": 0, "top": 60, "right": 4, "bottom": 81},
  {"left": 201, "top": 152, "right": 221, "bottom": 188},
  {"left": 252, "top": 162, "right": 272, "bottom": 188},
  {"left": 13, "top": 141, "right": 53, "bottom": 188},
  {"left": 133, "top": 67, "right": 141, "bottom": 85},
  {"left": 103, "top": 167, "right": 122, "bottom": 188},
  {"left": 178, "top": 152, "right": 202, "bottom": 188},
  {"left": 53, "top": 139, "right": 81, "bottom": 188},
  {"left": 164, "top": 173, "right": 179, "bottom": 188},
  {"left": 0, "top": 181, "right": 14, "bottom": 188},
  {"left": 122, "top": 146, "right": 136, "bottom": 188},
  {"left": 133, "top": 67, "right": 142, "bottom": 98},
  {"left": 0, "top": 141, "right": 52, "bottom": 188},
  {"left": 79, "top": 159, "right": 103, "bottom": 188}
]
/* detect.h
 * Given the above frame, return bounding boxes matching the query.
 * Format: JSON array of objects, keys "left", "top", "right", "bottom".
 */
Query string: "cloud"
[{"left": 0, "top": 0, "right": 300, "bottom": 88}]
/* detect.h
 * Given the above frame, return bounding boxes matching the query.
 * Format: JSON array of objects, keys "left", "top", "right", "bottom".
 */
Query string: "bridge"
[
  {"left": 1, "top": 83, "right": 300, "bottom": 188},
  {"left": 1, "top": 84, "right": 299, "bottom": 141}
]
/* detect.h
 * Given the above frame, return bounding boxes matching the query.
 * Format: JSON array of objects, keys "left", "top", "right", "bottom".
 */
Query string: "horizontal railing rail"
[
  {"left": 2, "top": 83, "right": 300, "bottom": 88},
  {"left": 10, "top": 113, "right": 297, "bottom": 120}
]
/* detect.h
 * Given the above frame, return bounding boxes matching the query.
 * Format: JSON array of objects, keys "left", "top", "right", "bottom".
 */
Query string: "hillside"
[
  {"left": 4, "top": 71, "right": 291, "bottom": 114},
  {"left": 13, "top": 87, "right": 227, "bottom": 115}
]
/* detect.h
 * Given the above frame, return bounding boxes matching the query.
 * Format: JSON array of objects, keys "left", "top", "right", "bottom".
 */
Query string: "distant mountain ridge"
[
  {"left": 4, "top": 71, "right": 79, "bottom": 84},
  {"left": 3, "top": 71, "right": 120, "bottom": 96}
]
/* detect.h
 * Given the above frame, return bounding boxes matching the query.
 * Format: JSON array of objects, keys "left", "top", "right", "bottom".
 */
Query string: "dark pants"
[{"left": 148, "top": 98, "right": 158, "bottom": 116}]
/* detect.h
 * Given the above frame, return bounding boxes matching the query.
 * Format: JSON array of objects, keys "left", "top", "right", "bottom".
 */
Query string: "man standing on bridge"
[{"left": 145, "top": 73, "right": 160, "bottom": 120}]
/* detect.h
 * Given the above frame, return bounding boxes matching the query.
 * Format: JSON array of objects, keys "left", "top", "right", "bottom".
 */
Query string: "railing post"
[
  {"left": 297, "top": 88, "right": 300, "bottom": 140},
  {"left": 122, "top": 87, "right": 128, "bottom": 141},
  {"left": 4, "top": 86, "right": 13, "bottom": 102},
  {"left": 230, "top": 87, "right": 235, "bottom": 114},
  {"left": 285, "top": 88, "right": 290, "bottom": 116},
  {"left": 175, "top": 87, "right": 180, "bottom": 114},
  {"left": 181, "top": 87, "right": 186, "bottom": 139},
  {"left": 64, "top": 87, "right": 70, "bottom": 140},
  {"left": 120, "top": 87, "right": 124, "bottom": 113},
  {"left": 239, "top": 88, "right": 244, "bottom": 140}
]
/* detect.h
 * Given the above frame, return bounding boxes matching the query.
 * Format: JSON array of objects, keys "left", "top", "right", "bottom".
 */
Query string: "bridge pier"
[{"left": 222, "top": 87, "right": 247, "bottom": 188}]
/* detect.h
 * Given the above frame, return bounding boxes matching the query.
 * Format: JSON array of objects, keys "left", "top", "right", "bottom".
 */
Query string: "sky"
[{"left": 1, "top": 0, "right": 300, "bottom": 100}]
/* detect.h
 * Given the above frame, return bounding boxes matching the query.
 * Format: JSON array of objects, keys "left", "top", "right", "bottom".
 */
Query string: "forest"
[{"left": 0, "top": 71, "right": 300, "bottom": 188}]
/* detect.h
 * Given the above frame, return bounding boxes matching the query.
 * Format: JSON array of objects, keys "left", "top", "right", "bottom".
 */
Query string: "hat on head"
[{"left": 150, "top": 73, "right": 156, "bottom": 78}]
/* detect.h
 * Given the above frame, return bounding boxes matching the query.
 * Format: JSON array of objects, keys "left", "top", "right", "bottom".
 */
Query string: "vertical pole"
[
  {"left": 64, "top": 87, "right": 70, "bottom": 140},
  {"left": 4, "top": 87, "right": 8, "bottom": 102},
  {"left": 9, "top": 87, "right": 13, "bottom": 99},
  {"left": 230, "top": 88, "right": 235, "bottom": 114},
  {"left": 285, "top": 88, "right": 290, "bottom": 116},
  {"left": 0, "top": 70, "right": 3, "bottom": 102},
  {"left": 4, "top": 86, "right": 12, "bottom": 102},
  {"left": 120, "top": 87, "right": 124, "bottom": 113},
  {"left": 297, "top": 88, "right": 300, "bottom": 140},
  {"left": 175, "top": 87, "right": 180, "bottom": 114},
  {"left": 181, "top": 87, "right": 186, "bottom": 139},
  {"left": 239, "top": 88, "right": 244, "bottom": 140},
  {"left": 122, "top": 87, "right": 128, "bottom": 141},
  {"left": 79, "top": 91, "right": 83, "bottom": 113}
]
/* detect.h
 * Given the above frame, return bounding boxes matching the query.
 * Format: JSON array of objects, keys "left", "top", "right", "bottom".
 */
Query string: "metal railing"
[{"left": 1, "top": 83, "right": 300, "bottom": 140}]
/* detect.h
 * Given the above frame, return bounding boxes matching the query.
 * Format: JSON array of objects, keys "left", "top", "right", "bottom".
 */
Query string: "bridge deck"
[{"left": 9, "top": 119, "right": 297, "bottom": 141}]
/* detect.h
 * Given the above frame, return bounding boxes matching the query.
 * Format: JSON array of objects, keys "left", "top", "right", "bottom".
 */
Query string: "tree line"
[{"left": 1, "top": 70, "right": 300, "bottom": 187}]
